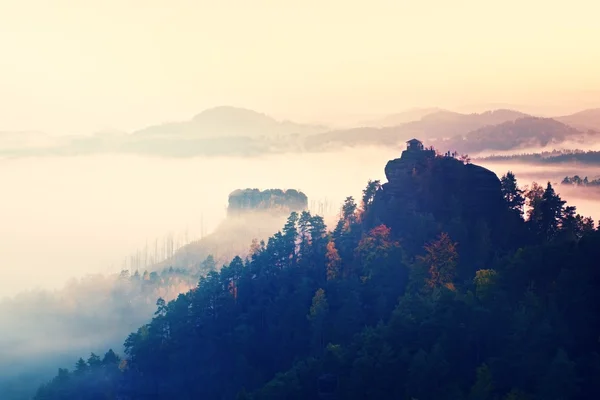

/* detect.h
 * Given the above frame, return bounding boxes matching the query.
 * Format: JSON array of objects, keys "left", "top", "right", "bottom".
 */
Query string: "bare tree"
[{"left": 144, "top": 241, "right": 148, "bottom": 268}]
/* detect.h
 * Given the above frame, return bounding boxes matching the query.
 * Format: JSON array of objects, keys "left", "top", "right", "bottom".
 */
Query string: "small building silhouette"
[{"left": 406, "top": 138, "right": 424, "bottom": 151}]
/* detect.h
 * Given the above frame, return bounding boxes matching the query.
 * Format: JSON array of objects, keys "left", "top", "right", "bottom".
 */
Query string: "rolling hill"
[
  {"left": 304, "top": 109, "right": 529, "bottom": 150},
  {"left": 555, "top": 108, "right": 600, "bottom": 132},
  {"left": 4, "top": 106, "right": 600, "bottom": 159},
  {"left": 434, "top": 117, "right": 591, "bottom": 155},
  {"left": 133, "top": 106, "right": 329, "bottom": 139},
  {"left": 361, "top": 107, "right": 445, "bottom": 127}
]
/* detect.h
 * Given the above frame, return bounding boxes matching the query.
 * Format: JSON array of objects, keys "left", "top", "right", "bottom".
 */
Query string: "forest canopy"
[{"left": 32, "top": 149, "right": 600, "bottom": 400}]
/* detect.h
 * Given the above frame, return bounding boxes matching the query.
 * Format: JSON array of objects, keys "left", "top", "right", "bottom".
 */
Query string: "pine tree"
[{"left": 501, "top": 171, "right": 525, "bottom": 217}]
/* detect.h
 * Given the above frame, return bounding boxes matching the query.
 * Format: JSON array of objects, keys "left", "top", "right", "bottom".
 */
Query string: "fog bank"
[
  {"left": 0, "top": 147, "right": 403, "bottom": 298},
  {"left": 2, "top": 147, "right": 600, "bottom": 400}
]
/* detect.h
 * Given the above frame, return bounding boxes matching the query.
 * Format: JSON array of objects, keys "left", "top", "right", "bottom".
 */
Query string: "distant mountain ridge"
[
  {"left": 2, "top": 105, "right": 600, "bottom": 159},
  {"left": 304, "top": 108, "right": 530, "bottom": 150},
  {"left": 362, "top": 107, "right": 446, "bottom": 127},
  {"left": 555, "top": 108, "right": 600, "bottom": 132},
  {"left": 433, "top": 117, "right": 593, "bottom": 155},
  {"left": 133, "top": 106, "right": 329, "bottom": 139}
]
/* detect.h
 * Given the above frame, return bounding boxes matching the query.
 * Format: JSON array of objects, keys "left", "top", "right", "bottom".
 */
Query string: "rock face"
[
  {"left": 372, "top": 146, "right": 512, "bottom": 270},
  {"left": 227, "top": 188, "right": 308, "bottom": 217},
  {"left": 154, "top": 189, "right": 308, "bottom": 271},
  {"left": 381, "top": 148, "right": 504, "bottom": 224}
]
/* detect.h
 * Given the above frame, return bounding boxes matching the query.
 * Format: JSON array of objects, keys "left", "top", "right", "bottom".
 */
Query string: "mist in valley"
[
  {"left": 0, "top": 148, "right": 399, "bottom": 296},
  {"left": 0, "top": 146, "right": 406, "bottom": 397},
  {"left": 3, "top": 132, "right": 600, "bottom": 395},
  {"left": 480, "top": 160, "right": 600, "bottom": 220}
]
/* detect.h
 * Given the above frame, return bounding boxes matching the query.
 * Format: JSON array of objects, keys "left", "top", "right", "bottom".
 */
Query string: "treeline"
[
  {"left": 0, "top": 255, "right": 220, "bottom": 400},
  {"left": 34, "top": 351, "right": 123, "bottom": 400},
  {"left": 34, "top": 160, "right": 600, "bottom": 400},
  {"left": 479, "top": 149, "right": 600, "bottom": 165},
  {"left": 562, "top": 175, "right": 600, "bottom": 187}
]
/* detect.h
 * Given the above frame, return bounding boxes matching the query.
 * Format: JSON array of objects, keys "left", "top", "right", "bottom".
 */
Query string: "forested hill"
[
  {"left": 34, "top": 148, "right": 600, "bottom": 400},
  {"left": 477, "top": 149, "right": 600, "bottom": 165}
]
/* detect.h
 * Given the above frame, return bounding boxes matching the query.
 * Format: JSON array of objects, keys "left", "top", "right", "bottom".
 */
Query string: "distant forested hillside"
[
  {"left": 435, "top": 117, "right": 592, "bottom": 155},
  {"left": 478, "top": 149, "right": 600, "bottom": 165},
  {"left": 32, "top": 147, "right": 600, "bottom": 400},
  {"left": 4, "top": 107, "right": 600, "bottom": 160},
  {"left": 304, "top": 109, "right": 528, "bottom": 151},
  {"left": 133, "top": 106, "right": 329, "bottom": 139},
  {"left": 561, "top": 175, "right": 600, "bottom": 187},
  {"left": 0, "top": 108, "right": 544, "bottom": 158}
]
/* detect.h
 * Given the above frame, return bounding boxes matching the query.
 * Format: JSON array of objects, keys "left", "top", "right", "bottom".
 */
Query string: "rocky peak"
[
  {"left": 381, "top": 149, "right": 503, "bottom": 223},
  {"left": 227, "top": 188, "right": 308, "bottom": 217},
  {"left": 371, "top": 147, "right": 512, "bottom": 270}
]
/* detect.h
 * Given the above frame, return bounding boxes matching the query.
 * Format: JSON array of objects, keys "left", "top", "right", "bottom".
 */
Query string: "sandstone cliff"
[
  {"left": 227, "top": 188, "right": 308, "bottom": 216},
  {"left": 371, "top": 147, "right": 514, "bottom": 273},
  {"left": 154, "top": 189, "right": 308, "bottom": 271}
]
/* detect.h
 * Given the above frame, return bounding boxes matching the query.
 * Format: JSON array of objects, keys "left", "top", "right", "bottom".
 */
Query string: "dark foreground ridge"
[{"left": 33, "top": 141, "right": 600, "bottom": 400}]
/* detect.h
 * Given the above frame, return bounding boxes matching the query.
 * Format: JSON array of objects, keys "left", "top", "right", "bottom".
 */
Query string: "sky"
[{"left": 1, "top": 0, "right": 599, "bottom": 134}]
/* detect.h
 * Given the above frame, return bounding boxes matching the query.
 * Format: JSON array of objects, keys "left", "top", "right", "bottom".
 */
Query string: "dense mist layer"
[
  {"left": 0, "top": 207, "right": 339, "bottom": 399},
  {"left": 2, "top": 148, "right": 599, "bottom": 297},
  {"left": 0, "top": 148, "right": 400, "bottom": 398},
  {"left": 0, "top": 148, "right": 399, "bottom": 297},
  {"left": 0, "top": 269, "right": 198, "bottom": 399},
  {"left": 2, "top": 144, "right": 600, "bottom": 400}
]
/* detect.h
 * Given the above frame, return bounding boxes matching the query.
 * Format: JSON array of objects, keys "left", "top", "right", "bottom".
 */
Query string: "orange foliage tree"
[{"left": 418, "top": 232, "right": 458, "bottom": 290}]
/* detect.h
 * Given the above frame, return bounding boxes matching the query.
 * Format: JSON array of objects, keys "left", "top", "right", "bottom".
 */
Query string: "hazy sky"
[{"left": 1, "top": 0, "right": 599, "bottom": 134}]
